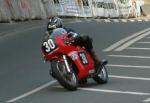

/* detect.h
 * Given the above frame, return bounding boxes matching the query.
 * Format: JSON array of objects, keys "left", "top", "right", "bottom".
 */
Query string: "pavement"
[
  {"left": 138, "top": 0, "right": 150, "bottom": 19},
  {"left": 143, "top": 5, "right": 150, "bottom": 16},
  {"left": 0, "top": 1, "right": 150, "bottom": 24}
]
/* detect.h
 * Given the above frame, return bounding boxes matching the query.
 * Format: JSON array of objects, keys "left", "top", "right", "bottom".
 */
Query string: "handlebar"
[{"left": 63, "top": 35, "right": 75, "bottom": 45}]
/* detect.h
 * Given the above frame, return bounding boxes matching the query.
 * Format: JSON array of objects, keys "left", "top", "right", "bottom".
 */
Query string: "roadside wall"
[
  {"left": 0, "top": 0, "right": 144, "bottom": 22},
  {"left": 143, "top": 0, "right": 150, "bottom": 15}
]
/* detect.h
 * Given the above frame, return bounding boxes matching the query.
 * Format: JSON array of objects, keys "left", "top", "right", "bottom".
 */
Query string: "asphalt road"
[{"left": 0, "top": 19, "right": 150, "bottom": 103}]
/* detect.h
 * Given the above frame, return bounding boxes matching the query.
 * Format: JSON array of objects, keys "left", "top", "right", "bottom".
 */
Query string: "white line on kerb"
[
  {"left": 121, "top": 19, "right": 127, "bottom": 22},
  {"left": 113, "top": 19, "right": 119, "bottom": 22},
  {"left": 114, "top": 30, "right": 150, "bottom": 51},
  {"left": 6, "top": 80, "right": 57, "bottom": 103},
  {"left": 104, "top": 19, "right": 111, "bottom": 22},
  {"left": 103, "top": 28, "right": 150, "bottom": 52},
  {"left": 129, "top": 19, "right": 135, "bottom": 22},
  {"left": 144, "top": 19, "right": 150, "bottom": 22},
  {"left": 107, "top": 64, "right": 150, "bottom": 69},
  {"left": 137, "top": 19, "right": 142, "bottom": 22},
  {"left": 108, "top": 54, "right": 150, "bottom": 59}
]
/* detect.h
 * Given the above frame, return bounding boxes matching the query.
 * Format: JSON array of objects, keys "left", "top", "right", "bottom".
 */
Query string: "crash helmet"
[{"left": 47, "top": 16, "right": 62, "bottom": 31}]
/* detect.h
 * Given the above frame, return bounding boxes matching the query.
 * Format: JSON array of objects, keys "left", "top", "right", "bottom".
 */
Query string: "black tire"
[
  {"left": 93, "top": 65, "right": 108, "bottom": 84},
  {"left": 79, "top": 78, "right": 87, "bottom": 85},
  {"left": 51, "top": 59, "right": 78, "bottom": 91}
]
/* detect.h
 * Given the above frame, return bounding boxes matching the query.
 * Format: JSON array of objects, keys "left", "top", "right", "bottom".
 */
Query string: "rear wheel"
[
  {"left": 51, "top": 59, "right": 78, "bottom": 91},
  {"left": 93, "top": 65, "right": 108, "bottom": 84}
]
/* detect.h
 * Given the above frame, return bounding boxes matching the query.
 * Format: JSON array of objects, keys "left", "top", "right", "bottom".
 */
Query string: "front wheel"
[
  {"left": 93, "top": 65, "right": 108, "bottom": 84},
  {"left": 51, "top": 59, "right": 78, "bottom": 91}
]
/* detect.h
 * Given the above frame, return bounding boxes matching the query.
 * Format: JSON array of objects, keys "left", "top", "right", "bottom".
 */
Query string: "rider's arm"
[{"left": 63, "top": 27, "right": 83, "bottom": 44}]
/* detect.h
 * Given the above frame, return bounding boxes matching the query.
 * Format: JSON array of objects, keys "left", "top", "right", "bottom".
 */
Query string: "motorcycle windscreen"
[{"left": 51, "top": 28, "right": 67, "bottom": 38}]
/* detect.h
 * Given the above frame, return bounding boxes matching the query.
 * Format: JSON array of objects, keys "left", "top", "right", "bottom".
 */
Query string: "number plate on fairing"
[
  {"left": 42, "top": 38, "right": 57, "bottom": 54},
  {"left": 79, "top": 52, "right": 89, "bottom": 65}
]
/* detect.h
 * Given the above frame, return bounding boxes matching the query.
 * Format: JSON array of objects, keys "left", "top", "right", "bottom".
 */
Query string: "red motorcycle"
[{"left": 41, "top": 28, "right": 108, "bottom": 91}]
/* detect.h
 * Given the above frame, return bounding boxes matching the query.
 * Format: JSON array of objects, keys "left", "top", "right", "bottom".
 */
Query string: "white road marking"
[
  {"left": 143, "top": 98, "right": 150, "bottom": 102},
  {"left": 0, "top": 25, "right": 45, "bottom": 40},
  {"left": 79, "top": 88, "right": 150, "bottom": 96},
  {"left": 107, "top": 64, "right": 150, "bottom": 69},
  {"left": 0, "top": 24, "right": 41, "bottom": 36},
  {"left": 137, "top": 42, "right": 150, "bottom": 44},
  {"left": 6, "top": 75, "right": 150, "bottom": 103},
  {"left": 114, "top": 30, "right": 150, "bottom": 51},
  {"left": 53, "top": 86, "right": 150, "bottom": 96},
  {"left": 6, "top": 80, "right": 57, "bottom": 103},
  {"left": 103, "top": 28, "right": 150, "bottom": 52},
  {"left": 0, "top": 31, "right": 11, "bottom": 36},
  {"left": 108, "top": 54, "right": 150, "bottom": 59},
  {"left": 127, "top": 47, "right": 150, "bottom": 50},
  {"left": 110, "top": 75, "right": 150, "bottom": 81}
]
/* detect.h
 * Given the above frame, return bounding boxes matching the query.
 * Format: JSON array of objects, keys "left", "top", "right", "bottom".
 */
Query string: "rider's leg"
[
  {"left": 82, "top": 35, "right": 102, "bottom": 69},
  {"left": 88, "top": 49, "right": 101, "bottom": 69}
]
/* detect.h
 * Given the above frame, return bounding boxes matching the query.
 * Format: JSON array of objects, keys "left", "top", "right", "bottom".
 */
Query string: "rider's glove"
[{"left": 67, "top": 32, "right": 78, "bottom": 38}]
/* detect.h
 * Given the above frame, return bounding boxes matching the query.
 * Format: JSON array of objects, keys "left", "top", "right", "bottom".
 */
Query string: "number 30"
[{"left": 43, "top": 39, "right": 56, "bottom": 53}]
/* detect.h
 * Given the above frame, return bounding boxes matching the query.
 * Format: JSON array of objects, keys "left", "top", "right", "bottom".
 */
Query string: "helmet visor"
[{"left": 48, "top": 24, "right": 56, "bottom": 29}]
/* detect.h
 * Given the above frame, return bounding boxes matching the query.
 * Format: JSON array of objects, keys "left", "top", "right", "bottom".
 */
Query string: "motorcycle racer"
[{"left": 46, "top": 16, "right": 101, "bottom": 70}]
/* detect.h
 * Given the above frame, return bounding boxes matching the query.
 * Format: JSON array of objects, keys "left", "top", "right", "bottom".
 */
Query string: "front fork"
[
  {"left": 63, "top": 54, "right": 71, "bottom": 73},
  {"left": 49, "top": 54, "right": 71, "bottom": 77}
]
